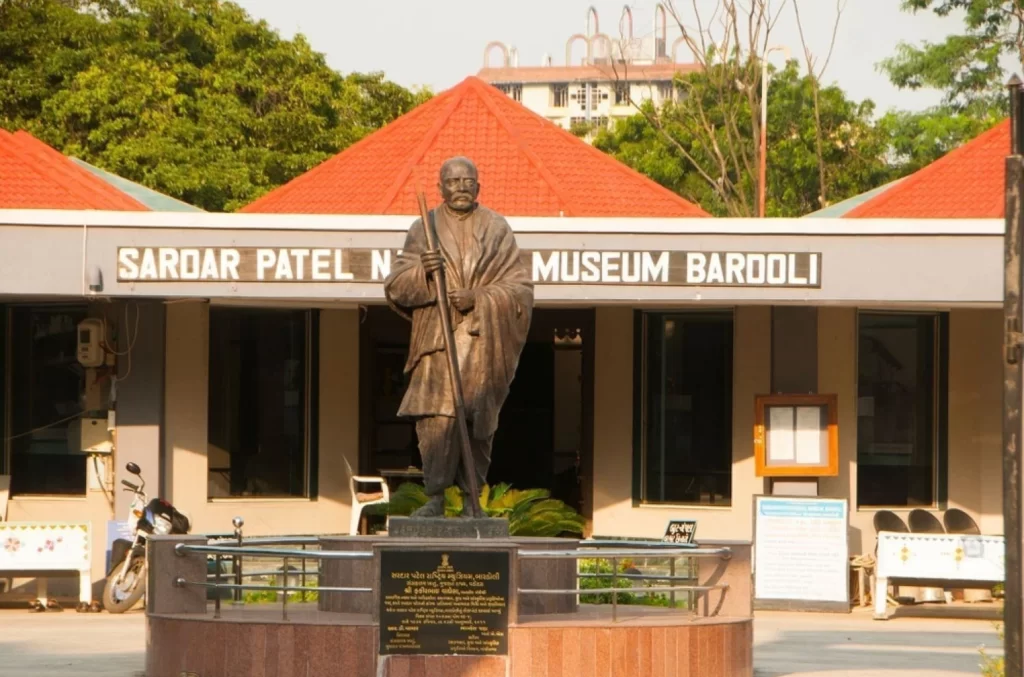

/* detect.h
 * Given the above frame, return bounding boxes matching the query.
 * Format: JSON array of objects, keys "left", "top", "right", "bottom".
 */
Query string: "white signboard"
[
  {"left": 0, "top": 522, "right": 90, "bottom": 571},
  {"left": 116, "top": 246, "right": 822, "bottom": 287},
  {"left": 876, "top": 532, "right": 1004, "bottom": 582},
  {"left": 754, "top": 496, "right": 849, "bottom": 607}
]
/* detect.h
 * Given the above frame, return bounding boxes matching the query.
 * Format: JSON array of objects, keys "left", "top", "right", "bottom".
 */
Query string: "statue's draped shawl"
[{"left": 383, "top": 205, "right": 534, "bottom": 438}]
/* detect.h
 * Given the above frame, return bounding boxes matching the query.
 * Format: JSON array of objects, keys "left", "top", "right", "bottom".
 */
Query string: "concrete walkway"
[
  {"left": 0, "top": 608, "right": 145, "bottom": 677},
  {"left": 0, "top": 606, "right": 1004, "bottom": 676},
  {"left": 754, "top": 607, "right": 1003, "bottom": 677}
]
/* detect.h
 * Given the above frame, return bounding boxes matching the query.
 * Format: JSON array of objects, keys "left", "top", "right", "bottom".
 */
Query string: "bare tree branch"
[
  {"left": 793, "top": 0, "right": 845, "bottom": 207},
  {"left": 601, "top": 0, "right": 846, "bottom": 216}
]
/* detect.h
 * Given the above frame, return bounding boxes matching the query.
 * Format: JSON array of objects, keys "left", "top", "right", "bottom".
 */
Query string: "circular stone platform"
[
  {"left": 146, "top": 604, "right": 753, "bottom": 677},
  {"left": 145, "top": 534, "right": 754, "bottom": 677}
]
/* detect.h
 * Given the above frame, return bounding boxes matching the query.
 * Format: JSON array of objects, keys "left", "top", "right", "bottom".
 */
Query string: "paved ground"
[
  {"left": 753, "top": 606, "right": 1003, "bottom": 677},
  {"left": 0, "top": 608, "right": 146, "bottom": 677},
  {"left": 0, "top": 605, "right": 1003, "bottom": 676}
]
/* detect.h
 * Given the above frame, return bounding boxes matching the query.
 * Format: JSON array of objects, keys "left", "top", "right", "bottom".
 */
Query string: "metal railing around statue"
[
  {"left": 523, "top": 539, "right": 734, "bottom": 622},
  {"left": 167, "top": 519, "right": 741, "bottom": 623}
]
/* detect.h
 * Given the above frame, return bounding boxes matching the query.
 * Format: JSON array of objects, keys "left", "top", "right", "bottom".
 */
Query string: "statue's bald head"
[{"left": 438, "top": 156, "right": 480, "bottom": 213}]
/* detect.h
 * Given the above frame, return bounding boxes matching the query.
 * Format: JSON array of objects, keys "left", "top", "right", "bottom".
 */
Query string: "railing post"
[
  {"left": 300, "top": 543, "right": 307, "bottom": 603},
  {"left": 232, "top": 516, "right": 244, "bottom": 606},
  {"left": 611, "top": 557, "right": 618, "bottom": 622},
  {"left": 148, "top": 535, "right": 207, "bottom": 615},
  {"left": 696, "top": 541, "right": 752, "bottom": 618},
  {"left": 282, "top": 556, "right": 289, "bottom": 621},
  {"left": 669, "top": 557, "right": 676, "bottom": 608},
  {"left": 214, "top": 553, "right": 222, "bottom": 619}
]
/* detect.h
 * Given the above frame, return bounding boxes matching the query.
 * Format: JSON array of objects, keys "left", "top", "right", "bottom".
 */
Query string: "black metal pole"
[{"left": 1004, "top": 73, "right": 1024, "bottom": 677}]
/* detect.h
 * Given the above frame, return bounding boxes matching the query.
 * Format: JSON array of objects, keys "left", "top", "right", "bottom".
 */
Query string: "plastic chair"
[
  {"left": 908, "top": 509, "right": 945, "bottom": 534},
  {"left": 343, "top": 456, "right": 390, "bottom": 535},
  {"left": 349, "top": 474, "right": 389, "bottom": 535},
  {"left": 943, "top": 508, "right": 981, "bottom": 535},
  {"left": 873, "top": 510, "right": 909, "bottom": 534}
]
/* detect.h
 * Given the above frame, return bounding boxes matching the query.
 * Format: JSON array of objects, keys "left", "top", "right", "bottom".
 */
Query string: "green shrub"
[
  {"left": 375, "top": 482, "right": 585, "bottom": 537},
  {"left": 578, "top": 558, "right": 683, "bottom": 607},
  {"left": 980, "top": 623, "right": 1004, "bottom": 677},
  {"left": 242, "top": 575, "right": 320, "bottom": 604}
]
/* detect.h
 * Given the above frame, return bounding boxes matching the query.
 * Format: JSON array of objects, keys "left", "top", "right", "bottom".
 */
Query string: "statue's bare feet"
[{"left": 410, "top": 495, "right": 445, "bottom": 518}]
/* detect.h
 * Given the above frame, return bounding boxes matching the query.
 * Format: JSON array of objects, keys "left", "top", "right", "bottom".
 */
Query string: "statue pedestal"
[{"left": 387, "top": 516, "right": 509, "bottom": 539}]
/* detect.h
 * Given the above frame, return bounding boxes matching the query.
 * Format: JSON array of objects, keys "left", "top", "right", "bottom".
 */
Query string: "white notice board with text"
[{"left": 753, "top": 496, "right": 850, "bottom": 611}]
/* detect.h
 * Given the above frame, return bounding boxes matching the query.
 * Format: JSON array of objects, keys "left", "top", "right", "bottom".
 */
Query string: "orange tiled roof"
[
  {"left": 477, "top": 63, "right": 699, "bottom": 84},
  {"left": 241, "top": 76, "right": 708, "bottom": 217},
  {"left": 844, "top": 119, "right": 1008, "bottom": 218},
  {"left": 0, "top": 130, "right": 148, "bottom": 210}
]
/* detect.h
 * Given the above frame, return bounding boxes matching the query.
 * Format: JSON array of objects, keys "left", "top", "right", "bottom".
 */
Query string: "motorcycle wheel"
[{"left": 102, "top": 554, "right": 147, "bottom": 613}]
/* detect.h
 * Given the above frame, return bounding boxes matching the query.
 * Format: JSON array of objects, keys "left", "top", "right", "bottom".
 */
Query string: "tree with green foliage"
[
  {"left": 0, "top": 0, "right": 431, "bottom": 211},
  {"left": 594, "top": 61, "right": 892, "bottom": 217},
  {"left": 873, "top": 0, "right": 1011, "bottom": 172},
  {"left": 879, "top": 0, "right": 1020, "bottom": 110},
  {"left": 598, "top": 0, "right": 887, "bottom": 216}
]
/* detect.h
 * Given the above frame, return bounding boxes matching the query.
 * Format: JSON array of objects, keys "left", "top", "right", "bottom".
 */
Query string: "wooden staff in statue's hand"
[
  {"left": 382, "top": 157, "right": 534, "bottom": 522},
  {"left": 415, "top": 190, "right": 483, "bottom": 519}
]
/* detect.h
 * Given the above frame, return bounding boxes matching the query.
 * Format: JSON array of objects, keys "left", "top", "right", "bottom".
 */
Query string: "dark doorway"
[{"left": 359, "top": 306, "right": 594, "bottom": 515}]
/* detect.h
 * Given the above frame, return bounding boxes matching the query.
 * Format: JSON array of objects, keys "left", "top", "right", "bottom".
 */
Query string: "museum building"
[{"left": 0, "top": 77, "right": 1004, "bottom": 591}]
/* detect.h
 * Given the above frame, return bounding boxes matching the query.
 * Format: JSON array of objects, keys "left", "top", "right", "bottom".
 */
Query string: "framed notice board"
[
  {"left": 754, "top": 394, "right": 838, "bottom": 477},
  {"left": 753, "top": 495, "right": 850, "bottom": 612}
]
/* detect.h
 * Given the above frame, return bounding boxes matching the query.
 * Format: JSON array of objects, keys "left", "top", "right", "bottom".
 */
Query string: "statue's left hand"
[{"left": 448, "top": 288, "right": 476, "bottom": 313}]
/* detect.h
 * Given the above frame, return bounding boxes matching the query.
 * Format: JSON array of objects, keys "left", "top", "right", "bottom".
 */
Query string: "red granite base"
[{"left": 146, "top": 609, "right": 752, "bottom": 677}]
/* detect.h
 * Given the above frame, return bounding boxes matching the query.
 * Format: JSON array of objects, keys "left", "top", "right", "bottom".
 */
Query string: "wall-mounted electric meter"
[{"left": 77, "top": 318, "right": 106, "bottom": 368}]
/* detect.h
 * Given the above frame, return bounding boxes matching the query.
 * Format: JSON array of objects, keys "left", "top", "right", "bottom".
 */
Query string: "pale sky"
[{"left": 232, "top": 0, "right": 997, "bottom": 115}]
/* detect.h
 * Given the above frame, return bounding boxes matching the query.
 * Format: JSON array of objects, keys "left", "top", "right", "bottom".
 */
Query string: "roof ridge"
[
  {"left": 0, "top": 132, "right": 108, "bottom": 209},
  {"left": 469, "top": 78, "right": 579, "bottom": 215},
  {"left": 467, "top": 78, "right": 707, "bottom": 217},
  {"left": 241, "top": 89, "right": 454, "bottom": 213},
  {"left": 844, "top": 118, "right": 1007, "bottom": 219},
  {"left": 10, "top": 132, "right": 146, "bottom": 210},
  {"left": 374, "top": 84, "right": 470, "bottom": 213},
  {"left": 238, "top": 75, "right": 709, "bottom": 216}
]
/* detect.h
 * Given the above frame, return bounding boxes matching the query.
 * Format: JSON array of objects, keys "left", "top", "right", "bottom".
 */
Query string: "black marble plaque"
[{"left": 379, "top": 549, "right": 510, "bottom": 656}]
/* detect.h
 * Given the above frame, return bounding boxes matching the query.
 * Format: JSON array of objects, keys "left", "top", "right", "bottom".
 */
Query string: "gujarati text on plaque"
[{"left": 379, "top": 549, "right": 510, "bottom": 656}]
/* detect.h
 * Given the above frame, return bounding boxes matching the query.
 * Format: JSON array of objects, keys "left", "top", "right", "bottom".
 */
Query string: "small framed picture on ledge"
[{"left": 754, "top": 394, "right": 838, "bottom": 477}]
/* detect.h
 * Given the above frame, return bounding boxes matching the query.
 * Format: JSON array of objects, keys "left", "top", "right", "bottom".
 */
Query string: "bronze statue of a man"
[{"left": 383, "top": 157, "right": 534, "bottom": 517}]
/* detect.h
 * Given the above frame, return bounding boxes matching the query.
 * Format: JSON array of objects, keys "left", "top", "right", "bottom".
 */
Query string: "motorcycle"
[{"left": 102, "top": 462, "right": 191, "bottom": 613}]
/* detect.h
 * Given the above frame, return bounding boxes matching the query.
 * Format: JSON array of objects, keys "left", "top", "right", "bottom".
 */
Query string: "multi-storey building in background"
[{"left": 477, "top": 5, "right": 698, "bottom": 138}]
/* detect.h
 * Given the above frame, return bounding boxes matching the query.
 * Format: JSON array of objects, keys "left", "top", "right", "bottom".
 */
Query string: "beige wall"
[
  {"left": 948, "top": 309, "right": 1003, "bottom": 534},
  {"left": 164, "top": 303, "right": 360, "bottom": 537},
  {"left": 590, "top": 306, "right": 1004, "bottom": 554},
  {"left": 5, "top": 468, "right": 116, "bottom": 592},
  {"left": 591, "top": 306, "right": 771, "bottom": 541}
]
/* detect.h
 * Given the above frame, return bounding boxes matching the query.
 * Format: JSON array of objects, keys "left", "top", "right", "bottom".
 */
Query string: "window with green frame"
[
  {"left": 207, "top": 307, "right": 319, "bottom": 499},
  {"left": 634, "top": 311, "right": 734, "bottom": 505},
  {"left": 856, "top": 312, "right": 948, "bottom": 507},
  {"left": 6, "top": 305, "right": 90, "bottom": 496}
]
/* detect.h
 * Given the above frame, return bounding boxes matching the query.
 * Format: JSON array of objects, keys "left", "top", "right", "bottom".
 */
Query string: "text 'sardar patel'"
[{"left": 383, "top": 157, "right": 534, "bottom": 518}]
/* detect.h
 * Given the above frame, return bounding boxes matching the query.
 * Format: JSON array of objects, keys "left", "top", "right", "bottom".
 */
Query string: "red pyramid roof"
[
  {"left": 241, "top": 76, "right": 708, "bottom": 217},
  {"left": 844, "top": 119, "right": 1008, "bottom": 218},
  {"left": 0, "top": 130, "right": 148, "bottom": 210}
]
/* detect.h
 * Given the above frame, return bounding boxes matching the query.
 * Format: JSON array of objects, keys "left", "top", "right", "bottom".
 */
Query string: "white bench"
[
  {"left": 0, "top": 521, "right": 92, "bottom": 606},
  {"left": 874, "top": 530, "right": 1003, "bottom": 620}
]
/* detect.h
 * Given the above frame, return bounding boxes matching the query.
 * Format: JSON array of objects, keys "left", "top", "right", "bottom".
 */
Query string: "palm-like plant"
[{"left": 378, "top": 482, "right": 585, "bottom": 537}]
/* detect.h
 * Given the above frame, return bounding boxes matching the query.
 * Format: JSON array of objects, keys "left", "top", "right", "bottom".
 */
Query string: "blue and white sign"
[{"left": 754, "top": 496, "right": 849, "bottom": 605}]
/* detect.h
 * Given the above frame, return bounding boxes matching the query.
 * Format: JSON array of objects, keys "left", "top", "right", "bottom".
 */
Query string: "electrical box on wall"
[
  {"left": 77, "top": 318, "right": 106, "bottom": 367},
  {"left": 68, "top": 417, "right": 113, "bottom": 454}
]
